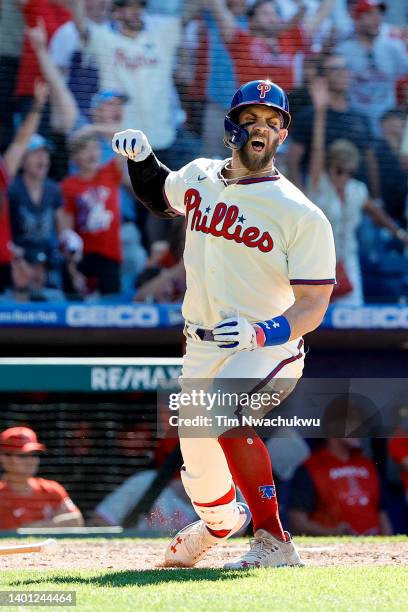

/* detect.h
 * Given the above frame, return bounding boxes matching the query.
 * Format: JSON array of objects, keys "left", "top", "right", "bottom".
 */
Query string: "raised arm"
[
  {"left": 270, "top": 0, "right": 306, "bottom": 36},
  {"left": 71, "top": 0, "right": 88, "bottom": 41},
  {"left": 26, "top": 19, "right": 78, "bottom": 134},
  {"left": 182, "top": 0, "right": 203, "bottom": 25},
  {"left": 207, "top": 0, "right": 237, "bottom": 43},
  {"left": 304, "top": 0, "right": 335, "bottom": 37},
  {"left": 308, "top": 77, "right": 329, "bottom": 190},
  {"left": 112, "top": 129, "right": 178, "bottom": 219},
  {"left": 2, "top": 81, "right": 48, "bottom": 178}
]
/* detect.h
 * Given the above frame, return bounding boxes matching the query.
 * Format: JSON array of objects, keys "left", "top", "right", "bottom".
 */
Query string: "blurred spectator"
[
  {"left": 0, "top": 426, "right": 84, "bottom": 529},
  {"left": 287, "top": 52, "right": 319, "bottom": 127},
  {"left": 176, "top": 10, "right": 208, "bottom": 136},
  {"left": 72, "top": 0, "right": 181, "bottom": 160},
  {"left": 74, "top": 94, "right": 147, "bottom": 292},
  {"left": 0, "top": 165, "right": 12, "bottom": 293},
  {"left": 147, "top": 0, "right": 183, "bottom": 15},
  {"left": 208, "top": 0, "right": 309, "bottom": 94},
  {"left": 0, "top": 0, "right": 24, "bottom": 149},
  {"left": 389, "top": 435, "right": 408, "bottom": 504},
  {"left": 402, "top": 116, "right": 408, "bottom": 168},
  {"left": 116, "top": 423, "right": 155, "bottom": 462},
  {"left": 72, "top": 92, "right": 128, "bottom": 152},
  {"left": 8, "top": 135, "right": 64, "bottom": 274},
  {"left": 373, "top": 109, "right": 408, "bottom": 228},
  {"left": 24, "top": 19, "right": 77, "bottom": 182},
  {"left": 135, "top": 217, "right": 185, "bottom": 302},
  {"left": 26, "top": 19, "right": 115, "bottom": 140},
  {"left": 397, "top": 77, "right": 408, "bottom": 114},
  {"left": 287, "top": 438, "right": 393, "bottom": 535},
  {"left": 27, "top": 19, "right": 148, "bottom": 292},
  {"left": 7, "top": 248, "right": 67, "bottom": 302},
  {"left": 274, "top": 0, "right": 354, "bottom": 50},
  {"left": 71, "top": 0, "right": 185, "bottom": 250},
  {"left": 135, "top": 260, "right": 185, "bottom": 303},
  {"left": 287, "top": 52, "right": 378, "bottom": 192},
  {"left": 306, "top": 79, "right": 408, "bottom": 305},
  {"left": 64, "top": 421, "right": 94, "bottom": 456},
  {"left": 196, "top": 0, "right": 248, "bottom": 157},
  {"left": 335, "top": 0, "right": 408, "bottom": 135},
  {"left": 14, "top": 0, "right": 72, "bottom": 112},
  {"left": 61, "top": 134, "right": 123, "bottom": 296},
  {"left": 49, "top": 0, "right": 113, "bottom": 118},
  {"left": 0, "top": 81, "right": 51, "bottom": 295}
]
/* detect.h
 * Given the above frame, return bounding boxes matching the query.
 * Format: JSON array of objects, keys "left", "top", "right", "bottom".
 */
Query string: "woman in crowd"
[{"left": 307, "top": 78, "right": 408, "bottom": 306}]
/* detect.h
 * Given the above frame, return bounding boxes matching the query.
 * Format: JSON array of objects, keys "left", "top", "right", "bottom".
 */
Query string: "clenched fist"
[{"left": 112, "top": 129, "right": 152, "bottom": 162}]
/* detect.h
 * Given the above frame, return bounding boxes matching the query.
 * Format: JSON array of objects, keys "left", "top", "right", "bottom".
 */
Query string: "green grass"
[{"left": 1, "top": 538, "right": 407, "bottom": 611}]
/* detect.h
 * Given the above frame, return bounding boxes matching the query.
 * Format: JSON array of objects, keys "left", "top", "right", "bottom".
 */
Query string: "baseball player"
[{"left": 112, "top": 80, "right": 336, "bottom": 569}]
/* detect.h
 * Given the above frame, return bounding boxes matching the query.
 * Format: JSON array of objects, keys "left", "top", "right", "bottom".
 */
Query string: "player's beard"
[{"left": 238, "top": 136, "right": 279, "bottom": 173}]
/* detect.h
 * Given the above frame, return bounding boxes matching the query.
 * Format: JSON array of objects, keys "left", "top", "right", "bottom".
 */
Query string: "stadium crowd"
[{"left": 0, "top": 0, "right": 407, "bottom": 304}]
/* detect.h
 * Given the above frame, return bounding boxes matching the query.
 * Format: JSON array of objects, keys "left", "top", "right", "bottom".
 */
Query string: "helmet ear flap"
[{"left": 223, "top": 115, "right": 249, "bottom": 150}]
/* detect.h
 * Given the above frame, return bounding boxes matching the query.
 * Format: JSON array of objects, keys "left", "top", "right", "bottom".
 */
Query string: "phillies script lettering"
[{"left": 185, "top": 189, "right": 274, "bottom": 253}]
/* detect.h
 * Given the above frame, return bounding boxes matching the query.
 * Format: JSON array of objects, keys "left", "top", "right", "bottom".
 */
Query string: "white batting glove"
[
  {"left": 111, "top": 129, "right": 152, "bottom": 162},
  {"left": 213, "top": 316, "right": 258, "bottom": 350}
]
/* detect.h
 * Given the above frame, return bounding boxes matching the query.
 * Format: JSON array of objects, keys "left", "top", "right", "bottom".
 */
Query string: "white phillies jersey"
[
  {"left": 87, "top": 16, "right": 181, "bottom": 149},
  {"left": 164, "top": 158, "right": 336, "bottom": 328}
]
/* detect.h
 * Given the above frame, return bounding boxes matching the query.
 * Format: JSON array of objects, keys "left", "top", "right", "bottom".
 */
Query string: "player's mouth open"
[{"left": 251, "top": 140, "right": 265, "bottom": 152}]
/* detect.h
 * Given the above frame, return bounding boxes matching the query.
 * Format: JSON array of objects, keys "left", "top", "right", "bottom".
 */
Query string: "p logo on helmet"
[{"left": 257, "top": 82, "right": 272, "bottom": 99}]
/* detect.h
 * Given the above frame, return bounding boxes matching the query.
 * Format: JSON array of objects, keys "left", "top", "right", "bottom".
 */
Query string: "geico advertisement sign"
[
  {"left": 331, "top": 306, "right": 408, "bottom": 329},
  {"left": 66, "top": 305, "right": 160, "bottom": 327}
]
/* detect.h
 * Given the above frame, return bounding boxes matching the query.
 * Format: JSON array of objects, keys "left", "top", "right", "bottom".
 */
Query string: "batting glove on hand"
[
  {"left": 112, "top": 129, "right": 152, "bottom": 162},
  {"left": 213, "top": 316, "right": 259, "bottom": 350}
]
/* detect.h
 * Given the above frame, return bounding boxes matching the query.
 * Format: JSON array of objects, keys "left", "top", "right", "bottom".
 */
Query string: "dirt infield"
[{"left": 1, "top": 539, "right": 408, "bottom": 570}]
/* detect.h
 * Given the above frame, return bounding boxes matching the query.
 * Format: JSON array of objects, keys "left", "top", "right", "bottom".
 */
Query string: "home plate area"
[{"left": 1, "top": 539, "right": 407, "bottom": 570}]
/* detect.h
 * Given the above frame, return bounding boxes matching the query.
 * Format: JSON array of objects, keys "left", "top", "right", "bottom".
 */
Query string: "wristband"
[{"left": 254, "top": 315, "right": 291, "bottom": 347}]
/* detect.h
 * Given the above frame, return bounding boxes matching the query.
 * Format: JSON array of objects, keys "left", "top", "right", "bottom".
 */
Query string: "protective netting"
[{"left": 0, "top": 394, "right": 172, "bottom": 520}]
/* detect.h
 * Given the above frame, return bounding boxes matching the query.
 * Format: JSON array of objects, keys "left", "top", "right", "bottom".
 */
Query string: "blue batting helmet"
[{"left": 224, "top": 80, "right": 291, "bottom": 150}]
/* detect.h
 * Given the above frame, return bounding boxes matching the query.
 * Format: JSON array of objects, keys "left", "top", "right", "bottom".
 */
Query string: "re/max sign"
[{"left": 91, "top": 366, "right": 181, "bottom": 391}]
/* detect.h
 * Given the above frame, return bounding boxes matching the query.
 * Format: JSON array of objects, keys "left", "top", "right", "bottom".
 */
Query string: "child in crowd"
[{"left": 61, "top": 134, "right": 123, "bottom": 296}]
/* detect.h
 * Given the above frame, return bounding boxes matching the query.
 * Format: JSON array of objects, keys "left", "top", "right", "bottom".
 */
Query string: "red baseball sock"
[
  {"left": 218, "top": 426, "right": 286, "bottom": 540},
  {"left": 194, "top": 485, "right": 235, "bottom": 538}
]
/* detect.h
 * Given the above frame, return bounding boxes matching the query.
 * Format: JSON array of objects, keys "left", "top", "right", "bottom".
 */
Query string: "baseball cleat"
[
  {"left": 223, "top": 529, "right": 304, "bottom": 569},
  {"left": 164, "top": 502, "right": 251, "bottom": 568}
]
